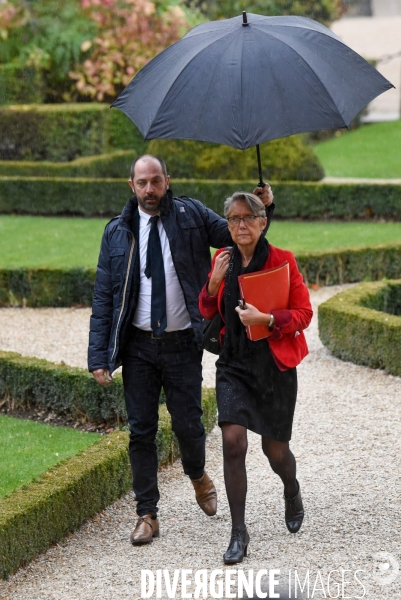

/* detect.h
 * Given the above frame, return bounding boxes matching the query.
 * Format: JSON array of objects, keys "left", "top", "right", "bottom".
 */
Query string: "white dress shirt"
[{"left": 132, "top": 205, "right": 192, "bottom": 331}]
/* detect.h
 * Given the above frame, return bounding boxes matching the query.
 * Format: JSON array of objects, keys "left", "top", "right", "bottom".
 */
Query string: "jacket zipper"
[{"left": 111, "top": 233, "right": 135, "bottom": 361}]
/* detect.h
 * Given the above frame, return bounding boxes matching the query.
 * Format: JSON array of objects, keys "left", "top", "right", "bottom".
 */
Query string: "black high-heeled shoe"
[
  {"left": 223, "top": 526, "right": 250, "bottom": 564},
  {"left": 284, "top": 480, "right": 304, "bottom": 533}
]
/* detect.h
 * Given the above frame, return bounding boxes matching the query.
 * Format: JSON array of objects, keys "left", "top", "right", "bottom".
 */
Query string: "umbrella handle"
[{"left": 256, "top": 144, "right": 265, "bottom": 188}]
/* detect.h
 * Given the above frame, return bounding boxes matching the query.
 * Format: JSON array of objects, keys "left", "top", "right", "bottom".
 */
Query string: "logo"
[{"left": 372, "top": 552, "right": 399, "bottom": 585}]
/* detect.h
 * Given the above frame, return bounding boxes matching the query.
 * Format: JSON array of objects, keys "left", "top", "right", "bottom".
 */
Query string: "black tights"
[{"left": 221, "top": 422, "right": 298, "bottom": 529}]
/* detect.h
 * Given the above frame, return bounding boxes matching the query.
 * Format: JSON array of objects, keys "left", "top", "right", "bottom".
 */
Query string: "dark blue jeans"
[{"left": 122, "top": 329, "right": 205, "bottom": 516}]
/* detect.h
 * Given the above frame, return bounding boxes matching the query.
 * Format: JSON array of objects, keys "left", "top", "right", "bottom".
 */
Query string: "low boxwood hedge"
[
  {"left": 1, "top": 178, "right": 400, "bottom": 219},
  {"left": 0, "top": 150, "right": 136, "bottom": 179},
  {"left": 0, "top": 267, "right": 96, "bottom": 308},
  {"left": 0, "top": 350, "right": 217, "bottom": 578},
  {"left": 1, "top": 244, "right": 401, "bottom": 308},
  {"left": 318, "top": 280, "right": 401, "bottom": 377},
  {"left": 0, "top": 351, "right": 217, "bottom": 431},
  {"left": 0, "top": 351, "right": 125, "bottom": 424},
  {"left": 0, "top": 430, "right": 131, "bottom": 580},
  {"left": 296, "top": 243, "right": 401, "bottom": 286}
]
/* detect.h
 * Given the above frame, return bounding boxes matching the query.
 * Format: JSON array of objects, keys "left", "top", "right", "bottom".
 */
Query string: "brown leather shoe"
[
  {"left": 130, "top": 514, "right": 159, "bottom": 545},
  {"left": 191, "top": 472, "right": 217, "bottom": 516}
]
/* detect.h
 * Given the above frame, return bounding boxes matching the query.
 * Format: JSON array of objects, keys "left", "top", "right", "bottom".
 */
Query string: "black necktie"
[{"left": 145, "top": 215, "right": 167, "bottom": 335}]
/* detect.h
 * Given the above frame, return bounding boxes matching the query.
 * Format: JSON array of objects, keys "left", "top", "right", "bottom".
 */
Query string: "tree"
[
  {"left": 0, "top": 0, "right": 97, "bottom": 101},
  {"left": 190, "top": 0, "right": 345, "bottom": 25}
]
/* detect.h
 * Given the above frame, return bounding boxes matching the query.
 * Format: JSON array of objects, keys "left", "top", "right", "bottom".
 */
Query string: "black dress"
[
  {"left": 216, "top": 337, "right": 297, "bottom": 442},
  {"left": 216, "top": 236, "right": 298, "bottom": 442},
  {"left": 215, "top": 253, "right": 298, "bottom": 442}
]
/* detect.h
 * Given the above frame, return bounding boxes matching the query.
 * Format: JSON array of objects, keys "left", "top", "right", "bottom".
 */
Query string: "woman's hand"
[
  {"left": 235, "top": 303, "right": 271, "bottom": 326},
  {"left": 208, "top": 250, "right": 231, "bottom": 296}
]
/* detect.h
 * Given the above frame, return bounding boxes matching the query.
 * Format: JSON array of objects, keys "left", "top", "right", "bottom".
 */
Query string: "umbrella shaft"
[{"left": 256, "top": 144, "right": 265, "bottom": 188}]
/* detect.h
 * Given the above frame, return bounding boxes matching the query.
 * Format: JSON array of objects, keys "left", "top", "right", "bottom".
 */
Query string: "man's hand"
[
  {"left": 92, "top": 368, "right": 113, "bottom": 386},
  {"left": 253, "top": 183, "right": 274, "bottom": 206}
]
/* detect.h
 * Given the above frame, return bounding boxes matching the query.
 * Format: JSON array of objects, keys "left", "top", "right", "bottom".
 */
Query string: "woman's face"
[{"left": 227, "top": 200, "right": 267, "bottom": 249}]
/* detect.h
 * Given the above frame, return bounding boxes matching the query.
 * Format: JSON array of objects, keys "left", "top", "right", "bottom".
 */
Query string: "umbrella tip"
[{"left": 242, "top": 11, "right": 249, "bottom": 26}]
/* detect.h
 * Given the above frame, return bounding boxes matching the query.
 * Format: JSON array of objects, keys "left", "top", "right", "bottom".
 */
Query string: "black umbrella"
[{"left": 112, "top": 12, "right": 393, "bottom": 185}]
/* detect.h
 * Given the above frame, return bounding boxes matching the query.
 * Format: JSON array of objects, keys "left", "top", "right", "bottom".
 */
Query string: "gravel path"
[{"left": 1, "top": 286, "right": 401, "bottom": 599}]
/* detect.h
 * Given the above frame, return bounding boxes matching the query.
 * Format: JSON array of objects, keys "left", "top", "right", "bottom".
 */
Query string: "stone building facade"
[{"left": 344, "top": 0, "right": 401, "bottom": 16}]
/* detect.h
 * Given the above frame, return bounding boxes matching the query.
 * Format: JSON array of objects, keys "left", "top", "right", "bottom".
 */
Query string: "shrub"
[
  {"left": 0, "top": 151, "right": 137, "bottom": 179},
  {"left": 70, "top": 0, "right": 191, "bottom": 102},
  {"left": 1, "top": 245, "right": 401, "bottom": 310},
  {"left": 203, "top": 0, "right": 344, "bottom": 24},
  {"left": 0, "top": 349, "right": 217, "bottom": 428},
  {"left": 296, "top": 244, "right": 401, "bottom": 286},
  {"left": 0, "top": 351, "right": 125, "bottom": 423},
  {"left": 0, "top": 431, "right": 132, "bottom": 580},
  {"left": 360, "top": 282, "right": 401, "bottom": 316},
  {"left": 0, "top": 0, "right": 99, "bottom": 103},
  {"left": 0, "top": 104, "right": 107, "bottom": 162},
  {"left": 148, "top": 137, "right": 324, "bottom": 181},
  {"left": 1, "top": 178, "right": 401, "bottom": 220},
  {"left": 0, "top": 177, "right": 130, "bottom": 216},
  {"left": 0, "top": 104, "right": 145, "bottom": 161},
  {"left": 318, "top": 281, "right": 401, "bottom": 377},
  {"left": 0, "top": 376, "right": 216, "bottom": 580},
  {"left": 0, "top": 63, "right": 45, "bottom": 105},
  {"left": 0, "top": 267, "right": 96, "bottom": 307}
]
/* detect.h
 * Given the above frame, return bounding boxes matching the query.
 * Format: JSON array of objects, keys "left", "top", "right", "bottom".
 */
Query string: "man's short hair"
[{"left": 130, "top": 154, "right": 168, "bottom": 180}]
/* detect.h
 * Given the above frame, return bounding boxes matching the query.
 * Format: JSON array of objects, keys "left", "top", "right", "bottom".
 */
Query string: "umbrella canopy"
[{"left": 112, "top": 13, "right": 393, "bottom": 152}]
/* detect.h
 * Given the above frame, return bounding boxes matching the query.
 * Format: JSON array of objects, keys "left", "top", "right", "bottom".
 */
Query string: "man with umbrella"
[
  {"left": 89, "top": 6, "right": 392, "bottom": 546},
  {"left": 88, "top": 153, "right": 274, "bottom": 544}
]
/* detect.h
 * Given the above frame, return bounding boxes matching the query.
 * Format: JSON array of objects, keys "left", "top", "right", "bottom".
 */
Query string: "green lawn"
[
  {"left": 0, "top": 216, "right": 400, "bottom": 268},
  {"left": 0, "top": 216, "right": 108, "bottom": 269},
  {"left": 268, "top": 221, "right": 401, "bottom": 253},
  {"left": 0, "top": 415, "right": 101, "bottom": 499},
  {"left": 314, "top": 120, "right": 401, "bottom": 179}
]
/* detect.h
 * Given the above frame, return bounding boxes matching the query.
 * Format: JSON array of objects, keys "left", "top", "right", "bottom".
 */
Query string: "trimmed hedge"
[
  {"left": 0, "top": 150, "right": 136, "bottom": 179},
  {"left": 0, "top": 351, "right": 217, "bottom": 431},
  {"left": 0, "top": 104, "right": 146, "bottom": 162},
  {"left": 147, "top": 137, "right": 324, "bottom": 181},
  {"left": 0, "top": 267, "right": 96, "bottom": 308},
  {"left": 1, "top": 178, "right": 401, "bottom": 219},
  {"left": 1, "top": 244, "right": 401, "bottom": 308},
  {"left": 0, "top": 351, "right": 217, "bottom": 578},
  {"left": 0, "top": 431, "right": 131, "bottom": 579},
  {"left": 0, "top": 63, "right": 45, "bottom": 105},
  {"left": 318, "top": 281, "right": 401, "bottom": 377},
  {"left": 0, "top": 351, "right": 125, "bottom": 424},
  {"left": 360, "top": 281, "right": 401, "bottom": 316},
  {"left": 296, "top": 243, "right": 401, "bottom": 287}
]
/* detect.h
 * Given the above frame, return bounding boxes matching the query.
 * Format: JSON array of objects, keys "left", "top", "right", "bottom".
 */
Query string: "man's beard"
[{"left": 137, "top": 191, "right": 165, "bottom": 213}]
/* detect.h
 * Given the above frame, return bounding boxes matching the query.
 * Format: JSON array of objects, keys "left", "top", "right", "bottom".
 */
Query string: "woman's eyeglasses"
[{"left": 227, "top": 215, "right": 261, "bottom": 225}]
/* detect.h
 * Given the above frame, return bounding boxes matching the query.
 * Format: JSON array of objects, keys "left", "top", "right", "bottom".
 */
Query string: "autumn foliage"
[
  {"left": 69, "top": 0, "right": 191, "bottom": 101},
  {"left": 0, "top": 0, "right": 29, "bottom": 41}
]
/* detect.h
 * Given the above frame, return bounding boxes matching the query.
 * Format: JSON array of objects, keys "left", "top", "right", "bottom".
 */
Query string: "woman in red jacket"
[{"left": 199, "top": 191, "right": 313, "bottom": 565}]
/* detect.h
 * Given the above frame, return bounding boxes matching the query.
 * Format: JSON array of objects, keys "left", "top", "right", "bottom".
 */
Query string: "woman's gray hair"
[{"left": 224, "top": 191, "right": 266, "bottom": 218}]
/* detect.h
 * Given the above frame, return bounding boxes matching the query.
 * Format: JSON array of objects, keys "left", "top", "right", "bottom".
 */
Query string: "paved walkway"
[
  {"left": 331, "top": 16, "right": 401, "bottom": 120},
  {"left": 0, "top": 287, "right": 401, "bottom": 599}
]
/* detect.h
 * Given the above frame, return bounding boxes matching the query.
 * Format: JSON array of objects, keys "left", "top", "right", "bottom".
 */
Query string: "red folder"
[{"left": 238, "top": 261, "right": 290, "bottom": 341}]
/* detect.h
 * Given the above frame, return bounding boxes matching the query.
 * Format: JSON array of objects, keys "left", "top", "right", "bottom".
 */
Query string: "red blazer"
[{"left": 199, "top": 245, "right": 313, "bottom": 371}]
